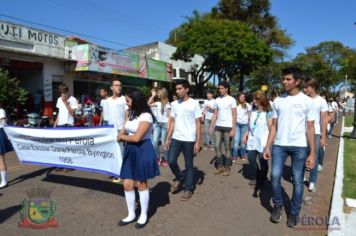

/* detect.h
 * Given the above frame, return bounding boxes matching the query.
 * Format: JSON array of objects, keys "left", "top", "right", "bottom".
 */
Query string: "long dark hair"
[{"left": 127, "top": 90, "right": 157, "bottom": 123}]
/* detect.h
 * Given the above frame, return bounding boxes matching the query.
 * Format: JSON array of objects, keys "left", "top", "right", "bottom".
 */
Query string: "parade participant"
[
  {"left": 118, "top": 90, "right": 159, "bottom": 229},
  {"left": 263, "top": 66, "right": 316, "bottom": 228},
  {"left": 164, "top": 79, "right": 201, "bottom": 201},
  {"left": 319, "top": 95, "right": 335, "bottom": 171},
  {"left": 232, "top": 92, "right": 251, "bottom": 162},
  {"left": 0, "top": 106, "right": 13, "bottom": 188},
  {"left": 53, "top": 83, "right": 78, "bottom": 172},
  {"left": 99, "top": 88, "right": 110, "bottom": 126},
  {"left": 172, "top": 94, "right": 178, "bottom": 101},
  {"left": 209, "top": 81, "right": 236, "bottom": 176},
  {"left": 202, "top": 90, "right": 216, "bottom": 150},
  {"left": 53, "top": 83, "right": 78, "bottom": 128},
  {"left": 107, "top": 78, "right": 128, "bottom": 183},
  {"left": 327, "top": 97, "right": 339, "bottom": 138},
  {"left": 242, "top": 91, "right": 272, "bottom": 186},
  {"left": 303, "top": 77, "right": 328, "bottom": 192},
  {"left": 148, "top": 88, "right": 171, "bottom": 166}
]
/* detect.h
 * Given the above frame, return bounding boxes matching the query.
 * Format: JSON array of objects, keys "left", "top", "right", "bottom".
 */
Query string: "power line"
[
  {"left": 45, "top": 0, "right": 165, "bottom": 35},
  {"left": 0, "top": 13, "right": 190, "bottom": 61},
  {"left": 0, "top": 12, "right": 132, "bottom": 48}
]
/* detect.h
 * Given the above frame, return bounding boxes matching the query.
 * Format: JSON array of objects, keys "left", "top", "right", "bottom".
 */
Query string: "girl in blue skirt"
[
  {"left": 117, "top": 90, "right": 159, "bottom": 229},
  {"left": 0, "top": 107, "right": 13, "bottom": 188}
]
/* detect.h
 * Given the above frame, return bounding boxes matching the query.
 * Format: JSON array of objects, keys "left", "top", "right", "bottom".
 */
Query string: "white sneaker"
[
  {"left": 308, "top": 182, "right": 316, "bottom": 192},
  {"left": 317, "top": 165, "right": 323, "bottom": 172}
]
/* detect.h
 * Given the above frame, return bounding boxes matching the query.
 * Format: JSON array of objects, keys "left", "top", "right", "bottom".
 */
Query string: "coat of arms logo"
[{"left": 19, "top": 188, "right": 59, "bottom": 229}]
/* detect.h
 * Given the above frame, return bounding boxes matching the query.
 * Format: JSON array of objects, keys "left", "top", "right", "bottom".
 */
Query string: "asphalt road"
[{"left": 0, "top": 123, "right": 341, "bottom": 236}]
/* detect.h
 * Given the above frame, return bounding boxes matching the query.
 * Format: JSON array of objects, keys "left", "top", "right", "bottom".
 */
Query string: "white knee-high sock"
[
  {"left": 138, "top": 189, "right": 149, "bottom": 224},
  {"left": 0, "top": 171, "right": 7, "bottom": 188},
  {"left": 122, "top": 190, "right": 136, "bottom": 222}
]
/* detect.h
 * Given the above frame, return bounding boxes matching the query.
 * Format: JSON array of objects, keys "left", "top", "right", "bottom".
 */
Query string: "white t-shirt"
[
  {"left": 331, "top": 101, "right": 339, "bottom": 112},
  {"left": 311, "top": 95, "right": 328, "bottom": 135},
  {"left": 327, "top": 103, "right": 334, "bottom": 113},
  {"left": 150, "top": 106, "right": 159, "bottom": 122},
  {"left": 236, "top": 103, "right": 252, "bottom": 124},
  {"left": 106, "top": 96, "right": 127, "bottom": 130},
  {"left": 170, "top": 98, "right": 202, "bottom": 142},
  {"left": 246, "top": 110, "right": 273, "bottom": 153},
  {"left": 0, "top": 109, "right": 6, "bottom": 128},
  {"left": 100, "top": 98, "right": 109, "bottom": 122},
  {"left": 125, "top": 112, "right": 153, "bottom": 141},
  {"left": 215, "top": 95, "right": 237, "bottom": 128},
  {"left": 155, "top": 102, "right": 171, "bottom": 123},
  {"left": 203, "top": 99, "right": 216, "bottom": 120},
  {"left": 272, "top": 92, "right": 316, "bottom": 147},
  {"left": 56, "top": 96, "right": 78, "bottom": 126}
]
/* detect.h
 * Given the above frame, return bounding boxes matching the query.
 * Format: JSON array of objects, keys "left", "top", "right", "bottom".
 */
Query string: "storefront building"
[
  {"left": 1, "top": 21, "right": 173, "bottom": 117},
  {"left": 65, "top": 40, "right": 173, "bottom": 100},
  {"left": 0, "top": 20, "right": 73, "bottom": 116}
]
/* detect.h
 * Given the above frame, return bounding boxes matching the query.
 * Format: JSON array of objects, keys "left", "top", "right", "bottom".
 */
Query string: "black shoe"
[
  {"left": 270, "top": 206, "right": 283, "bottom": 223},
  {"left": 287, "top": 214, "right": 298, "bottom": 228},
  {"left": 134, "top": 221, "right": 147, "bottom": 229},
  {"left": 118, "top": 219, "right": 135, "bottom": 226}
]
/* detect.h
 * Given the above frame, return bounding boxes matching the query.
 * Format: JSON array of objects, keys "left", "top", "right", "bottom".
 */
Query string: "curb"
[
  {"left": 328, "top": 117, "right": 345, "bottom": 236},
  {"left": 345, "top": 198, "right": 356, "bottom": 208}
]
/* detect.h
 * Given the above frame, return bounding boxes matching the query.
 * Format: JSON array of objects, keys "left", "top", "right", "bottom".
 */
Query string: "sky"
[{"left": 1, "top": 0, "right": 356, "bottom": 60}]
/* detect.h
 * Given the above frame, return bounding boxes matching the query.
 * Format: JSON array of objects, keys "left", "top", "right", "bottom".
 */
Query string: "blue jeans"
[
  {"left": 168, "top": 139, "right": 195, "bottom": 192},
  {"left": 232, "top": 123, "right": 248, "bottom": 158},
  {"left": 204, "top": 119, "right": 214, "bottom": 146},
  {"left": 152, "top": 122, "right": 168, "bottom": 160},
  {"left": 308, "top": 134, "right": 320, "bottom": 183},
  {"left": 319, "top": 146, "right": 325, "bottom": 166},
  {"left": 271, "top": 145, "right": 308, "bottom": 216}
]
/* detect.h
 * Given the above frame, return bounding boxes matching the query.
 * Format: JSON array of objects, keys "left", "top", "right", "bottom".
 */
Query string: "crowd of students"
[{"left": 0, "top": 66, "right": 345, "bottom": 229}]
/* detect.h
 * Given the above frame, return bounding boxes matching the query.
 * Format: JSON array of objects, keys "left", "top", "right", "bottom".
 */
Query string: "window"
[{"left": 179, "top": 69, "right": 188, "bottom": 79}]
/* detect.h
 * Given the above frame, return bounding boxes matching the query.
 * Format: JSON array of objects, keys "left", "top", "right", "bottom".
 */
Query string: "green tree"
[
  {"left": 246, "top": 61, "right": 287, "bottom": 92},
  {"left": 343, "top": 50, "right": 356, "bottom": 83},
  {"left": 211, "top": 0, "right": 293, "bottom": 58},
  {"left": 0, "top": 68, "right": 28, "bottom": 111},
  {"left": 292, "top": 41, "right": 352, "bottom": 95},
  {"left": 171, "top": 17, "right": 272, "bottom": 95}
]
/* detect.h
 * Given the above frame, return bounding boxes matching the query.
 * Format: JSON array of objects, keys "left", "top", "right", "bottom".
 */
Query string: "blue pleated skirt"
[
  {"left": 120, "top": 139, "right": 160, "bottom": 181},
  {"left": 0, "top": 128, "right": 13, "bottom": 155}
]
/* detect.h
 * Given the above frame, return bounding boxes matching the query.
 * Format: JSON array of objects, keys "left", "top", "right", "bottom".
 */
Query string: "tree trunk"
[
  {"left": 239, "top": 73, "right": 244, "bottom": 92},
  {"left": 195, "top": 82, "right": 204, "bottom": 97}
]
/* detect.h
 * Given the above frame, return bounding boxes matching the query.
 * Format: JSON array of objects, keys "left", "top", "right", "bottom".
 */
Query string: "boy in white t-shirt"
[
  {"left": 202, "top": 90, "right": 216, "bottom": 150},
  {"left": 53, "top": 83, "right": 78, "bottom": 172},
  {"left": 303, "top": 77, "right": 328, "bottom": 192},
  {"left": 99, "top": 88, "right": 110, "bottom": 126},
  {"left": 54, "top": 83, "right": 78, "bottom": 128},
  {"left": 164, "top": 79, "right": 202, "bottom": 201},
  {"left": 107, "top": 78, "right": 128, "bottom": 182},
  {"left": 209, "top": 81, "right": 236, "bottom": 176},
  {"left": 263, "top": 67, "right": 316, "bottom": 228}
]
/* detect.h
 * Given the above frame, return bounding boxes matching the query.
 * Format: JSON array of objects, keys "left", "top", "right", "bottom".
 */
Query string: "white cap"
[{"left": 0, "top": 109, "right": 6, "bottom": 119}]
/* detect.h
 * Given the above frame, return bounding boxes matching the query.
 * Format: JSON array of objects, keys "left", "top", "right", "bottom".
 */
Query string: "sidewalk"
[{"left": 0, "top": 123, "right": 342, "bottom": 236}]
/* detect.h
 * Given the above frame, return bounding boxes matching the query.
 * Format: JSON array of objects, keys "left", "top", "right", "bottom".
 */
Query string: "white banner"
[{"left": 4, "top": 126, "right": 122, "bottom": 176}]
